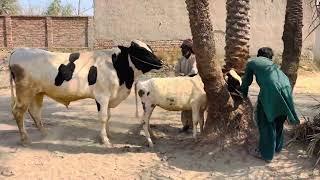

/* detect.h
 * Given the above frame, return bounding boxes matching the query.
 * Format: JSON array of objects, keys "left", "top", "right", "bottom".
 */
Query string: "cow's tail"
[
  {"left": 135, "top": 81, "right": 139, "bottom": 118},
  {"left": 10, "top": 70, "right": 15, "bottom": 109},
  {"left": 8, "top": 51, "right": 16, "bottom": 110}
]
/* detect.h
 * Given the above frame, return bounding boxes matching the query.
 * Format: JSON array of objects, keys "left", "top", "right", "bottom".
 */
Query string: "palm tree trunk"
[
  {"left": 224, "top": 0, "right": 250, "bottom": 73},
  {"left": 281, "top": 0, "right": 303, "bottom": 88},
  {"left": 185, "top": 0, "right": 253, "bottom": 135}
]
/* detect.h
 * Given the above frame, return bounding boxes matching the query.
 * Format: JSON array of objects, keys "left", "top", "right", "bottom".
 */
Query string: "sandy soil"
[{"left": 0, "top": 65, "right": 320, "bottom": 179}]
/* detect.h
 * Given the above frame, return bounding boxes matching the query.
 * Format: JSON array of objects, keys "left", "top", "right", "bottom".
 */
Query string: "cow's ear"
[{"left": 118, "top": 46, "right": 128, "bottom": 52}]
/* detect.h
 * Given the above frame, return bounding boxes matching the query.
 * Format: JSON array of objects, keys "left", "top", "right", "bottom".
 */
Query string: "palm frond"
[{"left": 305, "top": 0, "right": 320, "bottom": 40}]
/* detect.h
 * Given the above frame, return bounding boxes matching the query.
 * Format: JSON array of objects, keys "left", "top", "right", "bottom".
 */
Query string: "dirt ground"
[{"left": 1, "top": 65, "right": 320, "bottom": 179}]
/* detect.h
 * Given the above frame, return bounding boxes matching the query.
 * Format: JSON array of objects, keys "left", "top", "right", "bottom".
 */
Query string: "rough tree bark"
[
  {"left": 185, "top": 0, "right": 253, "bottom": 136},
  {"left": 281, "top": 0, "right": 303, "bottom": 89},
  {"left": 224, "top": 0, "right": 250, "bottom": 73}
]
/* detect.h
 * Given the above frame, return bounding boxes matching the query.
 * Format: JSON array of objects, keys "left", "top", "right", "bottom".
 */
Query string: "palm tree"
[
  {"left": 281, "top": 0, "right": 303, "bottom": 88},
  {"left": 185, "top": 0, "right": 253, "bottom": 135},
  {"left": 224, "top": 0, "right": 250, "bottom": 73}
]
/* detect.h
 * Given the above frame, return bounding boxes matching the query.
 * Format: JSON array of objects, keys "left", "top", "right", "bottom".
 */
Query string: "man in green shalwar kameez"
[{"left": 240, "top": 47, "right": 300, "bottom": 162}]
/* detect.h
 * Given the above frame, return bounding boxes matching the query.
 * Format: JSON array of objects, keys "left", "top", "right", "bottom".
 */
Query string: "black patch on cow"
[
  {"left": 11, "top": 71, "right": 15, "bottom": 80},
  {"left": 226, "top": 73, "right": 241, "bottom": 95},
  {"left": 95, "top": 100, "right": 101, "bottom": 112},
  {"left": 147, "top": 92, "right": 150, "bottom": 96},
  {"left": 146, "top": 44, "right": 154, "bottom": 53},
  {"left": 142, "top": 102, "right": 146, "bottom": 112},
  {"left": 112, "top": 47, "right": 135, "bottom": 89},
  {"left": 138, "top": 89, "right": 145, "bottom": 97},
  {"left": 166, "top": 98, "right": 174, "bottom": 102},
  {"left": 54, "top": 52, "right": 80, "bottom": 86},
  {"left": 181, "top": 125, "right": 190, "bottom": 132},
  {"left": 88, "top": 66, "right": 97, "bottom": 85},
  {"left": 10, "top": 64, "right": 25, "bottom": 82},
  {"left": 151, "top": 104, "right": 156, "bottom": 108},
  {"left": 69, "top": 52, "right": 80, "bottom": 63},
  {"left": 127, "top": 41, "right": 162, "bottom": 74},
  {"left": 112, "top": 42, "right": 162, "bottom": 89}
]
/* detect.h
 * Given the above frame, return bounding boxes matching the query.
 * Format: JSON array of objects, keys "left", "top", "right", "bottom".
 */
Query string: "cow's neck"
[
  {"left": 112, "top": 50, "right": 141, "bottom": 90},
  {"left": 128, "top": 55, "right": 143, "bottom": 80}
]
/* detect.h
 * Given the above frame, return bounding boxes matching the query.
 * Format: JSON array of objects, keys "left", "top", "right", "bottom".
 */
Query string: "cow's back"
[
  {"left": 142, "top": 76, "right": 205, "bottom": 111},
  {"left": 9, "top": 48, "right": 115, "bottom": 105},
  {"left": 10, "top": 48, "right": 70, "bottom": 83}
]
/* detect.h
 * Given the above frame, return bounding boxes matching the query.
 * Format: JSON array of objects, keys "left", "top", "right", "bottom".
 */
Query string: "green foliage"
[
  {"left": 0, "top": 0, "right": 20, "bottom": 15},
  {"left": 62, "top": 4, "right": 73, "bottom": 16},
  {"left": 45, "top": 0, "right": 74, "bottom": 16}
]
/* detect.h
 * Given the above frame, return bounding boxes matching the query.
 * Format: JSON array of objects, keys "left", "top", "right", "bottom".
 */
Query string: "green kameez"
[{"left": 241, "top": 57, "right": 300, "bottom": 160}]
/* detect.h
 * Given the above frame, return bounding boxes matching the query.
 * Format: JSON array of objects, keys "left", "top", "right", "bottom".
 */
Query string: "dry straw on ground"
[{"left": 291, "top": 100, "right": 320, "bottom": 167}]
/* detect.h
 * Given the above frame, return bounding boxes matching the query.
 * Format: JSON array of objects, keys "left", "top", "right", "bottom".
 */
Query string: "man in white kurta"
[{"left": 175, "top": 39, "right": 198, "bottom": 132}]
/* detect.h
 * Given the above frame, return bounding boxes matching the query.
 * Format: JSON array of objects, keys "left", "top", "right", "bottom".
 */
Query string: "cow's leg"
[
  {"left": 105, "top": 108, "right": 111, "bottom": 138},
  {"left": 12, "top": 88, "right": 33, "bottom": 146},
  {"left": 191, "top": 105, "right": 200, "bottom": 140},
  {"left": 141, "top": 103, "right": 155, "bottom": 147},
  {"left": 28, "top": 93, "right": 47, "bottom": 136},
  {"left": 148, "top": 123, "right": 156, "bottom": 140},
  {"left": 96, "top": 97, "right": 112, "bottom": 147},
  {"left": 199, "top": 109, "right": 205, "bottom": 135}
]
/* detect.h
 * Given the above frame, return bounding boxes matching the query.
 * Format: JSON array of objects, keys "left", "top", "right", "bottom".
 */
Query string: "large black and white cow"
[{"left": 9, "top": 40, "right": 163, "bottom": 147}]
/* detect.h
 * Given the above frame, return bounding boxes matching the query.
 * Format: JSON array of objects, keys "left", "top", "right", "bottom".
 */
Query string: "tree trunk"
[
  {"left": 281, "top": 0, "right": 303, "bottom": 88},
  {"left": 224, "top": 0, "right": 250, "bottom": 73},
  {"left": 185, "top": 0, "right": 253, "bottom": 135}
]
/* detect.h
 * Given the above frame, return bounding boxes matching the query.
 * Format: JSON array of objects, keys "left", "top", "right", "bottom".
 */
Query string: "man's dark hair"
[{"left": 257, "top": 47, "right": 274, "bottom": 60}]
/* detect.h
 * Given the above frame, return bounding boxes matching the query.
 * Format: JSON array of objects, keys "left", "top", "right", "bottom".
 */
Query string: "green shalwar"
[{"left": 240, "top": 57, "right": 300, "bottom": 161}]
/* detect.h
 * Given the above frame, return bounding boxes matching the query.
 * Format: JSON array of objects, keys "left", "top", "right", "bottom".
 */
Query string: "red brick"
[
  {"left": 11, "top": 16, "right": 46, "bottom": 47},
  {"left": 0, "top": 17, "right": 4, "bottom": 47},
  {"left": 52, "top": 17, "right": 88, "bottom": 48}
]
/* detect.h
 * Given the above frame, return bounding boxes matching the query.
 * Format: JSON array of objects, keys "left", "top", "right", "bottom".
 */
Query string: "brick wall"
[
  {"left": 93, "top": 39, "right": 183, "bottom": 52},
  {"left": 52, "top": 17, "right": 88, "bottom": 48},
  {"left": 11, "top": 16, "right": 46, "bottom": 47},
  {"left": 0, "top": 15, "right": 183, "bottom": 53},
  {"left": 0, "top": 16, "right": 93, "bottom": 49},
  {"left": 0, "top": 18, "right": 4, "bottom": 47}
]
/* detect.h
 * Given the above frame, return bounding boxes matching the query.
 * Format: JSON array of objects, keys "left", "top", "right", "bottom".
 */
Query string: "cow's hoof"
[
  {"left": 193, "top": 137, "right": 201, "bottom": 143},
  {"left": 40, "top": 128, "right": 48, "bottom": 137},
  {"left": 179, "top": 125, "right": 190, "bottom": 133},
  {"left": 99, "top": 136, "right": 113, "bottom": 147},
  {"left": 106, "top": 134, "right": 112, "bottom": 139},
  {"left": 104, "top": 142, "right": 114, "bottom": 148},
  {"left": 20, "top": 139, "right": 31, "bottom": 147},
  {"left": 147, "top": 139, "right": 154, "bottom": 148}
]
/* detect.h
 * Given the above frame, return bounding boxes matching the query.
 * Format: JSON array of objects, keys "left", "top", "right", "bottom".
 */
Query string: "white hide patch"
[
  {"left": 228, "top": 69, "right": 242, "bottom": 85},
  {"left": 128, "top": 55, "right": 143, "bottom": 78},
  {"left": 132, "top": 40, "right": 152, "bottom": 52}
]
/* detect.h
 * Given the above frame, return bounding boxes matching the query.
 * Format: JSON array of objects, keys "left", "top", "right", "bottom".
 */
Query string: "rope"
[{"left": 129, "top": 55, "right": 163, "bottom": 68}]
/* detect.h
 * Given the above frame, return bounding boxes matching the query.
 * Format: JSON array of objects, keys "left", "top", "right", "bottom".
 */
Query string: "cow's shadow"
[{"left": 0, "top": 105, "right": 183, "bottom": 156}]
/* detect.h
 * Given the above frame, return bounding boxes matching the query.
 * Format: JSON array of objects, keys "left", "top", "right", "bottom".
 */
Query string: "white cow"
[
  {"left": 134, "top": 70, "right": 243, "bottom": 147},
  {"left": 135, "top": 75, "right": 207, "bottom": 147},
  {"left": 9, "top": 40, "right": 162, "bottom": 147}
]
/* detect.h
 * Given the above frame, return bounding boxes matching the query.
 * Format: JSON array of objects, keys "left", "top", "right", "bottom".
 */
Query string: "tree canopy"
[
  {"left": 45, "top": 0, "right": 74, "bottom": 16},
  {"left": 0, "top": 0, "right": 20, "bottom": 15}
]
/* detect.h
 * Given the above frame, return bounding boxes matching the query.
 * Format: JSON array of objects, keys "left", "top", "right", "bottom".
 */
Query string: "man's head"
[
  {"left": 257, "top": 47, "right": 274, "bottom": 60},
  {"left": 180, "top": 39, "right": 194, "bottom": 58}
]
